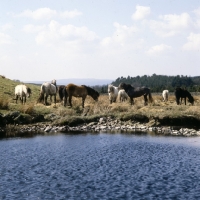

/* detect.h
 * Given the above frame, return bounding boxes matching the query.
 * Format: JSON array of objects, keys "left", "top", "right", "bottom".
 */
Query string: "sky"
[{"left": 1, "top": 0, "right": 200, "bottom": 82}]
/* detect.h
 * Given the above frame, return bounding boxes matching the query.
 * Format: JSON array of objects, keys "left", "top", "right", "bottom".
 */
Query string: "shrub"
[{"left": 0, "top": 97, "right": 9, "bottom": 110}]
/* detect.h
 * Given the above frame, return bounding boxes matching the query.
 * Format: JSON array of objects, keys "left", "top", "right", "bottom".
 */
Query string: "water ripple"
[{"left": 1, "top": 133, "right": 200, "bottom": 199}]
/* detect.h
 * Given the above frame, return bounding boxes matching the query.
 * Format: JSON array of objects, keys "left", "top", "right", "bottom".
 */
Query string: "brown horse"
[{"left": 64, "top": 83, "right": 99, "bottom": 108}]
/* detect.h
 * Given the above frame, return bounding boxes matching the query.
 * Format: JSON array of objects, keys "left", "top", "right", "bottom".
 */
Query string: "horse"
[
  {"left": 162, "top": 90, "right": 169, "bottom": 102},
  {"left": 175, "top": 87, "right": 194, "bottom": 105},
  {"left": 118, "top": 82, "right": 153, "bottom": 105},
  {"left": 108, "top": 84, "right": 119, "bottom": 104},
  {"left": 118, "top": 89, "right": 129, "bottom": 102},
  {"left": 64, "top": 83, "right": 99, "bottom": 108},
  {"left": 58, "top": 85, "right": 68, "bottom": 103},
  {"left": 14, "top": 84, "right": 31, "bottom": 104},
  {"left": 37, "top": 82, "right": 57, "bottom": 105}
]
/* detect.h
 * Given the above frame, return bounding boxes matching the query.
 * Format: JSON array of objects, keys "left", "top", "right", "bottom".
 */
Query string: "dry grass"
[{"left": 0, "top": 76, "right": 200, "bottom": 119}]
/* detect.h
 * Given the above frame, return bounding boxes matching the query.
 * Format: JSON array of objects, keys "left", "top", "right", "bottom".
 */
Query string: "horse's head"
[
  {"left": 108, "top": 85, "right": 114, "bottom": 93},
  {"left": 26, "top": 87, "right": 31, "bottom": 98},
  {"left": 51, "top": 79, "right": 57, "bottom": 86},
  {"left": 118, "top": 82, "right": 126, "bottom": 90},
  {"left": 93, "top": 91, "right": 99, "bottom": 101},
  {"left": 188, "top": 95, "right": 194, "bottom": 105},
  {"left": 119, "top": 82, "right": 133, "bottom": 92}
]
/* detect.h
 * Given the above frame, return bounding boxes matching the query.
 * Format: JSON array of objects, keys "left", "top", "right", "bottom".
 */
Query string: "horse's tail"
[
  {"left": 148, "top": 90, "right": 153, "bottom": 103},
  {"left": 41, "top": 84, "right": 46, "bottom": 94},
  {"left": 37, "top": 85, "right": 45, "bottom": 103}
]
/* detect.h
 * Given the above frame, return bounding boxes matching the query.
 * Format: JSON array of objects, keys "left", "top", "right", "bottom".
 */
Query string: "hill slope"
[{"left": 0, "top": 76, "right": 41, "bottom": 104}]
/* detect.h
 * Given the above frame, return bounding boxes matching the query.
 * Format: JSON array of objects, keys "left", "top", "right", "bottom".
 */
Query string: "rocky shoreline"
[{"left": 1, "top": 114, "right": 200, "bottom": 138}]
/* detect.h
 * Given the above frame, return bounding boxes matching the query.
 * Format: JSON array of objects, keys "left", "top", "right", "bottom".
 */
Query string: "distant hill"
[{"left": 25, "top": 78, "right": 113, "bottom": 86}]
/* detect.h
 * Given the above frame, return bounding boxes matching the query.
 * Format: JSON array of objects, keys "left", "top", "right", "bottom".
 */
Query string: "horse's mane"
[
  {"left": 119, "top": 82, "right": 134, "bottom": 90},
  {"left": 124, "top": 84, "right": 135, "bottom": 90},
  {"left": 82, "top": 85, "right": 99, "bottom": 97}
]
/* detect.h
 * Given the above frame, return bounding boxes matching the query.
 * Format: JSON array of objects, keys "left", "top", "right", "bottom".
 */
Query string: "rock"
[
  {"left": 14, "top": 114, "right": 32, "bottom": 124},
  {"left": 4, "top": 111, "right": 20, "bottom": 124}
]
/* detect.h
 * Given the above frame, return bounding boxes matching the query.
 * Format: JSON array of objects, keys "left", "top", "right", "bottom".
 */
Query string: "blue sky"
[{"left": 1, "top": 0, "right": 200, "bottom": 81}]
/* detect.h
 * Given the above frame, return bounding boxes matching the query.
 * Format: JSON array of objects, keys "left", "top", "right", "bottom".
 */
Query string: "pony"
[
  {"left": 108, "top": 84, "right": 119, "bottom": 104},
  {"left": 118, "top": 89, "right": 129, "bottom": 102},
  {"left": 175, "top": 87, "right": 194, "bottom": 105},
  {"left": 14, "top": 84, "right": 31, "bottom": 104},
  {"left": 118, "top": 82, "right": 153, "bottom": 105},
  {"left": 58, "top": 85, "right": 68, "bottom": 103},
  {"left": 64, "top": 83, "right": 99, "bottom": 108},
  {"left": 37, "top": 82, "right": 57, "bottom": 105},
  {"left": 162, "top": 90, "right": 169, "bottom": 102}
]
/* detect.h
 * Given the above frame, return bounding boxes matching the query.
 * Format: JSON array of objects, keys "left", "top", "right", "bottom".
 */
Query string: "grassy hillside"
[{"left": 0, "top": 75, "right": 40, "bottom": 103}]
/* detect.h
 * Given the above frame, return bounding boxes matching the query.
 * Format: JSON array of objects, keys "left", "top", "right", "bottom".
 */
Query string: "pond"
[{"left": 1, "top": 132, "right": 200, "bottom": 199}]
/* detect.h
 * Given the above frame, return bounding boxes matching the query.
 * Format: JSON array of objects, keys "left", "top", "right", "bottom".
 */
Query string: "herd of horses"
[{"left": 13, "top": 79, "right": 195, "bottom": 107}]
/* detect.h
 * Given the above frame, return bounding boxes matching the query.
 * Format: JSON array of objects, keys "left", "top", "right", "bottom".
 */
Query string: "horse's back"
[
  {"left": 15, "top": 84, "right": 27, "bottom": 95},
  {"left": 41, "top": 82, "right": 56, "bottom": 94},
  {"left": 162, "top": 90, "right": 169, "bottom": 96},
  {"left": 66, "top": 83, "right": 87, "bottom": 97}
]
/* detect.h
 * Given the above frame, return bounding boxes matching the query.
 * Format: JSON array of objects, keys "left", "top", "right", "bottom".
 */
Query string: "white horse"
[
  {"left": 14, "top": 84, "right": 31, "bottom": 104},
  {"left": 108, "top": 84, "right": 119, "bottom": 104},
  {"left": 118, "top": 89, "right": 129, "bottom": 102},
  {"left": 162, "top": 90, "right": 169, "bottom": 102},
  {"left": 37, "top": 82, "right": 57, "bottom": 105}
]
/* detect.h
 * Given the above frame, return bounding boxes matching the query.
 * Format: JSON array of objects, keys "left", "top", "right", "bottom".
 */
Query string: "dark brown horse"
[
  {"left": 175, "top": 87, "right": 194, "bottom": 105},
  {"left": 58, "top": 85, "right": 68, "bottom": 103},
  {"left": 64, "top": 83, "right": 99, "bottom": 108},
  {"left": 118, "top": 82, "right": 153, "bottom": 105}
]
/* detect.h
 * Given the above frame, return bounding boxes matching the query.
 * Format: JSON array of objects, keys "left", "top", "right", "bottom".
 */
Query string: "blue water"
[{"left": 1, "top": 133, "right": 200, "bottom": 200}]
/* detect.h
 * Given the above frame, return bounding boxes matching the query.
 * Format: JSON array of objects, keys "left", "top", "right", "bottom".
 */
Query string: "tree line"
[{"left": 92, "top": 74, "right": 200, "bottom": 93}]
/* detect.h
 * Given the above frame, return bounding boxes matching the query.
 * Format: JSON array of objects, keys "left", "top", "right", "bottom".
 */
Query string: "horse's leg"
[
  {"left": 20, "top": 96, "right": 23, "bottom": 104},
  {"left": 176, "top": 97, "right": 180, "bottom": 105},
  {"left": 109, "top": 96, "right": 112, "bottom": 104},
  {"left": 130, "top": 97, "right": 134, "bottom": 105},
  {"left": 50, "top": 95, "right": 52, "bottom": 103},
  {"left": 144, "top": 95, "right": 148, "bottom": 106},
  {"left": 54, "top": 94, "right": 56, "bottom": 105},
  {"left": 184, "top": 97, "right": 186, "bottom": 105},
  {"left": 82, "top": 97, "right": 86, "bottom": 108},
  {"left": 45, "top": 94, "right": 48, "bottom": 105},
  {"left": 69, "top": 96, "right": 72, "bottom": 107},
  {"left": 15, "top": 95, "right": 18, "bottom": 104},
  {"left": 63, "top": 97, "right": 66, "bottom": 106},
  {"left": 24, "top": 96, "right": 26, "bottom": 104}
]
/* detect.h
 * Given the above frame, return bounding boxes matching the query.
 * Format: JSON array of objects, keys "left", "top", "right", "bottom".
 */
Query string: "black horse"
[
  {"left": 118, "top": 82, "right": 153, "bottom": 105},
  {"left": 58, "top": 85, "right": 68, "bottom": 104},
  {"left": 175, "top": 87, "right": 194, "bottom": 105}
]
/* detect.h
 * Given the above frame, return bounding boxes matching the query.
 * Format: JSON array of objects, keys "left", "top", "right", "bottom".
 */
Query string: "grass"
[{"left": 1, "top": 75, "right": 200, "bottom": 125}]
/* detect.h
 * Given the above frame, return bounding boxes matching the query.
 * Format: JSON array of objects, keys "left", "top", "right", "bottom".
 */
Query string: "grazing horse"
[
  {"left": 108, "top": 84, "right": 119, "bottom": 104},
  {"left": 37, "top": 82, "right": 57, "bottom": 105},
  {"left": 14, "top": 84, "right": 31, "bottom": 104},
  {"left": 64, "top": 83, "right": 99, "bottom": 108},
  {"left": 118, "top": 82, "right": 153, "bottom": 105},
  {"left": 58, "top": 85, "right": 68, "bottom": 103},
  {"left": 118, "top": 89, "right": 129, "bottom": 102},
  {"left": 175, "top": 87, "right": 194, "bottom": 105},
  {"left": 162, "top": 90, "right": 169, "bottom": 102}
]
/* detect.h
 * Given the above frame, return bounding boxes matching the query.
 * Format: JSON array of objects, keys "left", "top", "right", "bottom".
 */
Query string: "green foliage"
[{"left": 112, "top": 74, "right": 200, "bottom": 92}]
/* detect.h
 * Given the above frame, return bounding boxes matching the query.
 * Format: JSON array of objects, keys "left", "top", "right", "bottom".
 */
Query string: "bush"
[{"left": 0, "top": 97, "right": 9, "bottom": 110}]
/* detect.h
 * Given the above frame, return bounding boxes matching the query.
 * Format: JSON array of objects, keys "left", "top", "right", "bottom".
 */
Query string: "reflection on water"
[{"left": 1, "top": 133, "right": 200, "bottom": 199}]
